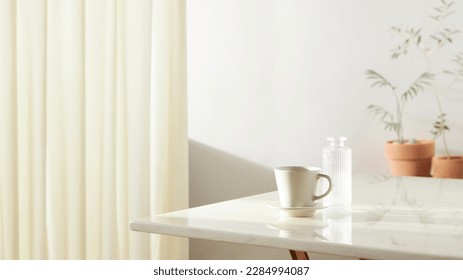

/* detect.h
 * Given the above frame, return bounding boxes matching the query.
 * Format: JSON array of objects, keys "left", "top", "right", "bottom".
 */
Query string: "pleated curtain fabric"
[{"left": 0, "top": 0, "right": 188, "bottom": 260}]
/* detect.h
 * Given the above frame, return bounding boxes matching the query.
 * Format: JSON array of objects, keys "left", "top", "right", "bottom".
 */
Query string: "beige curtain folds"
[{"left": 0, "top": 0, "right": 188, "bottom": 260}]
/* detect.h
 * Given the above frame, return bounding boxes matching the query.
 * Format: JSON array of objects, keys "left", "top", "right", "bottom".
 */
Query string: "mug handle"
[{"left": 313, "top": 173, "right": 332, "bottom": 201}]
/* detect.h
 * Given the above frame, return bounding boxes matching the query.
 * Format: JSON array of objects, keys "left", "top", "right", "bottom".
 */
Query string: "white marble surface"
[{"left": 130, "top": 174, "right": 463, "bottom": 259}]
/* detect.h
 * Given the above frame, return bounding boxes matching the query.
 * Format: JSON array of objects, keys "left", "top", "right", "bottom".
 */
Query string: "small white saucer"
[{"left": 266, "top": 201, "right": 327, "bottom": 217}]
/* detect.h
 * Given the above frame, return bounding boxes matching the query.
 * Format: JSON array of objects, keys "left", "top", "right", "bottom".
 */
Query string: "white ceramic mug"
[{"left": 274, "top": 166, "right": 332, "bottom": 208}]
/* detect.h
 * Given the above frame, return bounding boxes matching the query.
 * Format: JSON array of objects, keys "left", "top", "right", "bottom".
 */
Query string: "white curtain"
[{"left": 0, "top": 0, "right": 188, "bottom": 260}]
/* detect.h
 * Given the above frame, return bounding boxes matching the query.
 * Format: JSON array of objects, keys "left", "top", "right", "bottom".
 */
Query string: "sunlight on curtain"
[
  {"left": 150, "top": 0, "right": 188, "bottom": 260},
  {"left": 0, "top": 0, "right": 188, "bottom": 260}
]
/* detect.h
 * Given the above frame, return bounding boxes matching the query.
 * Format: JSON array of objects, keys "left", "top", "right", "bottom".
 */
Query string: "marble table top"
[{"left": 130, "top": 174, "right": 463, "bottom": 259}]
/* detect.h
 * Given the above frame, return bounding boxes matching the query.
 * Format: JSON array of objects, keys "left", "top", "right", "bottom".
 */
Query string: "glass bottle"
[{"left": 322, "top": 137, "right": 352, "bottom": 213}]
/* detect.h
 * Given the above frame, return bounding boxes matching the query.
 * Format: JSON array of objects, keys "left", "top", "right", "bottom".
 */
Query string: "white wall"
[{"left": 187, "top": 0, "right": 463, "bottom": 259}]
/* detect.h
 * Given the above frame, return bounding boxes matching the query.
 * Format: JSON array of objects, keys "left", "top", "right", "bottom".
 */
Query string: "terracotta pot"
[
  {"left": 384, "top": 140, "right": 435, "bottom": 177},
  {"left": 431, "top": 156, "right": 463, "bottom": 179}
]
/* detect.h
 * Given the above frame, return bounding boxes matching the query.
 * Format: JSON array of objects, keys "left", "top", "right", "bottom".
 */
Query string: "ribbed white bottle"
[{"left": 322, "top": 137, "right": 352, "bottom": 214}]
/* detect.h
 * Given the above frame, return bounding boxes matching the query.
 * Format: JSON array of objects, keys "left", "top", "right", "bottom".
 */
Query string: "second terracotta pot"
[
  {"left": 431, "top": 156, "right": 463, "bottom": 179},
  {"left": 384, "top": 140, "right": 435, "bottom": 177}
]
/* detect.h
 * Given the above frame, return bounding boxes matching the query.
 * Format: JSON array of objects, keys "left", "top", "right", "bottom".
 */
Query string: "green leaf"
[
  {"left": 401, "top": 72, "right": 434, "bottom": 101},
  {"left": 367, "top": 105, "right": 399, "bottom": 133},
  {"left": 384, "top": 122, "right": 400, "bottom": 132},
  {"left": 430, "top": 35, "right": 442, "bottom": 42},
  {"left": 365, "top": 69, "right": 395, "bottom": 90},
  {"left": 445, "top": 52, "right": 463, "bottom": 78},
  {"left": 431, "top": 113, "right": 451, "bottom": 138},
  {"left": 390, "top": 28, "right": 419, "bottom": 59}
]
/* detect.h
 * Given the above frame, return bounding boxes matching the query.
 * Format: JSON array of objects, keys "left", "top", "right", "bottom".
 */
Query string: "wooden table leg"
[{"left": 289, "top": 250, "right": 309, "bottom": 260}]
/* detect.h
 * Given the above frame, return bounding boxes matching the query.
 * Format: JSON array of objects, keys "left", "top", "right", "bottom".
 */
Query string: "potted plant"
[
  {"left": 366, "top": 69, "right": 435, "bottom": 177},
  {"left": 367, "top": 0, "right": 463, "bottom": 178},
  {"left": 383, "top": 0, "right": 463, "bottom": 178}
]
